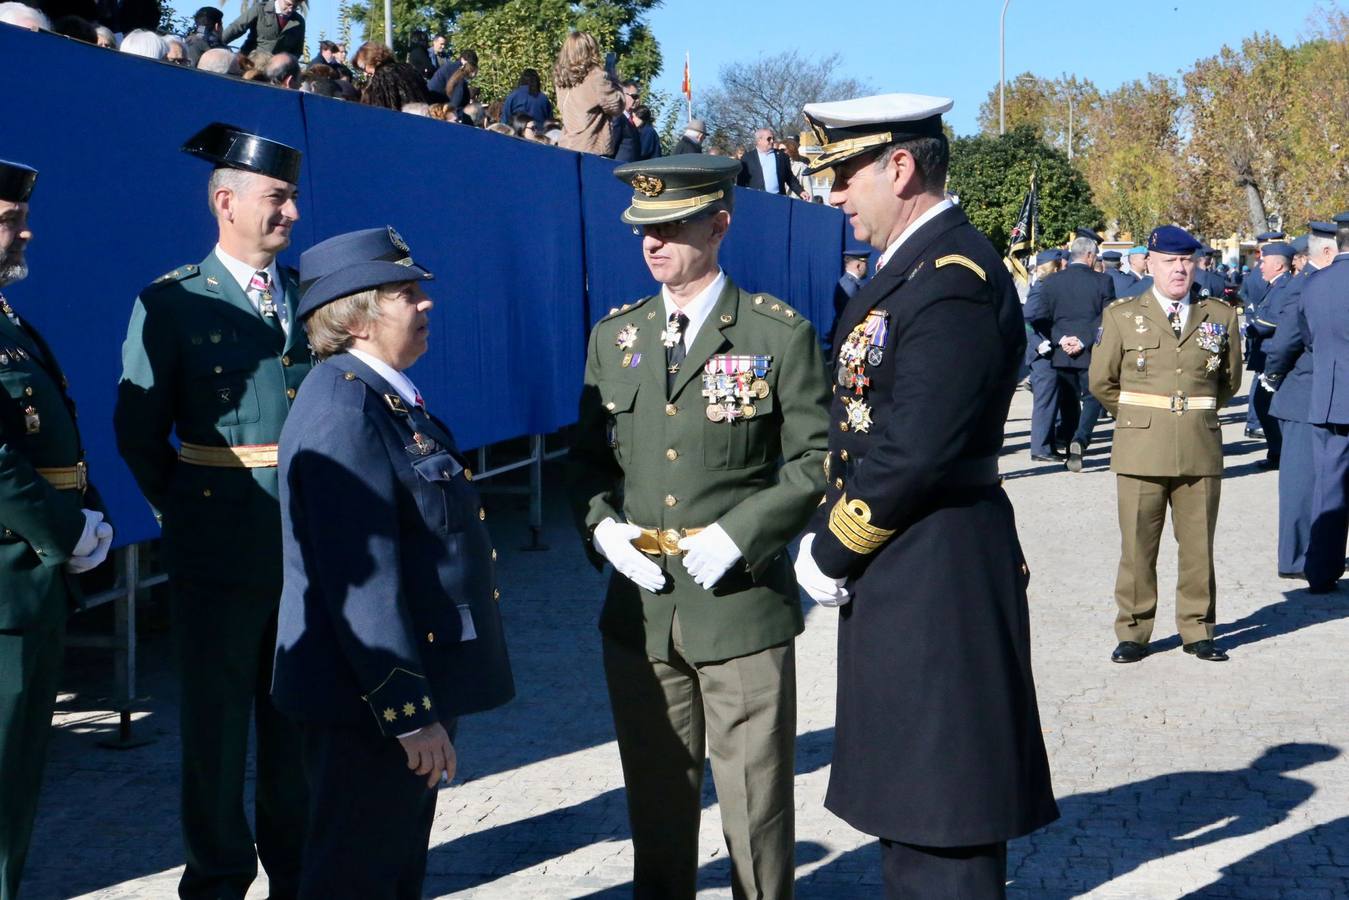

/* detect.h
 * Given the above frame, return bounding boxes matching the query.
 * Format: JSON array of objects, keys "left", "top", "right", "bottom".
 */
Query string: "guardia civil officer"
[
  {"left": 792, "top": 94, "right": 1058, "bottom": 897},
  {"left": 1295, "top": 211, "right": 1349, "bottom": 593},
  {"left": 0, "top": 160, "right": 114, "bottom": 900},
  {"left": 1247, "top": 241, "right": 1296, "bottom": 467},
  {"left": 1089, "top": 226, "right": 1243, "bottom": 664},
  {"left": 1264, "top": 232, "right": 1325, "bottom": 579},
  {"left": 567, "top": 155, "right": 830, "bottom": 898},
  {"left": 1023, "top": 230, "right": 1116, "bottom": 471},
  {"left": 114, "top": 124, "right": 311, "bottom": 899},
  {"left": 272, "top": 227, "right": 513, "bottom": 898}
]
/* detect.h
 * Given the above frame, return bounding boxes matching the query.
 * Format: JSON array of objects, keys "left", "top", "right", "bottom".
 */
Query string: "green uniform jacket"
[
  {"left": 0, "top": 308, "right": 105, "bottom": 629},
  {"left": 568, "top": 278, "right": 830, "bottom": 664},
  {"left": 114, "top": 252, "right": 314, "bottom": 588},
  {"left": 1089, "top": 288, "right": 1243, "bottom": 477}
]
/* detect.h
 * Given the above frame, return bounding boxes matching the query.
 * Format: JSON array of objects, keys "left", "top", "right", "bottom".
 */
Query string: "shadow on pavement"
[
  {"left": 1011, "top": 742, "right": 1339, "bottom": 899},
  {"left": 1182, "top": 814, "right": 1349, "bottom": 897},
  {"left": 1145, "top": 588, "right": 1349, "bottom": 656}
]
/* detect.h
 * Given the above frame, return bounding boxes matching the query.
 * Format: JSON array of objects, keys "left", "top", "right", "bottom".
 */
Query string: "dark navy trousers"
[
  {"left": 1028, "top": 356, "right": 1071, "bottom": 456},
  {"left": 1306, "top": 423, "right": 1349, "bottom": 590},
  {"left": 1056, "top": 367, "right": 1104, "bottom": 448},
  {"left": 1252, "top": 382, "right": 1283, "bottom": 462},
  {"left": 1277, "top": 419, "right": 1314, "bottom": 575}
]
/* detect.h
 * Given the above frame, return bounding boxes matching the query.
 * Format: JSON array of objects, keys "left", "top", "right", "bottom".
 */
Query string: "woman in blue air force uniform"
[{"left": 271, "top": 226, "right": 513, "bottom": 900}]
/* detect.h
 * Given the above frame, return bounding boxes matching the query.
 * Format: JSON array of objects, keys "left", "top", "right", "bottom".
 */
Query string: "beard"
[{"left": 0, "top": 259, "right": 27, "bottom": 287}]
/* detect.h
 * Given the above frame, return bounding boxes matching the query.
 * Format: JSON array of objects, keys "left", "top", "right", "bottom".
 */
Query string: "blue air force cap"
[
  {"left": 1255, "top": 230, "right": 1285, "bottom": 242},
  {"left": 1333, "top": 211, "right": 1349, "bottom": 225},
  {"left": 297, "top": 226, "right": 434, "bottom": 320},
  {"left": 0, "top": 160, "right": 37, "bottom": 203},
  {"left": 1291, "top": 235, "right": 1309, "bottom": 254},
  {"left": 843, "top": 236, "right": 872, "bottom": 258},
  {"left": 1261, "top": 241, "right": 1295, "bottom": 259},
  {"left": 1308, "top": 221, "right": 1337, "bottom": 237},
  {"left": 1036, "top": 249, "right": 1063, "bottom": 265},
  {"left": 1147, "top": 225, "right": 1203, "bottom": 255},
  {"left": 1100, "top": 250, "right": 1122, "bottom": 262},
  {"left": 1074, "top": 226, "right": 1103, "bottom": 243}
]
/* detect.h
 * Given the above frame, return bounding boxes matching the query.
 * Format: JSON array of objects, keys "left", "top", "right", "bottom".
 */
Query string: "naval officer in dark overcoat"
[
  {"left": 272, "top": 227, "right": 513, "bottom": 898},
  {"left": 0, "top": 159, "right": 114, "bottom": 900},
  {"left": 792, "top": 93, "right": 1059, "bottom": 898}
]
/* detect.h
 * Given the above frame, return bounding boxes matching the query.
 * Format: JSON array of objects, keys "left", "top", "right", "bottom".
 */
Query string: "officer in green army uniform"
[
  {"left": 114, "top": 124, "right": 311, "bottom": 900},
  {"left": 0, "top": 159, "right": 114, "bottom": 900},
  {"left": 1089, "top": 225, "right": 1243, "bottom": 665},
  {"left": 568, "top": 155, "right": 830, "bottom": 898}
]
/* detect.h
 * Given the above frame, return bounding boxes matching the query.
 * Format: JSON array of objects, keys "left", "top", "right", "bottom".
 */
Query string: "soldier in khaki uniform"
[
  {"left": 568, "top": 155, "right": 830, "bottom": 898},
  {"left": 1089, "top": 225, "right": 1243, "bottom": 664}
]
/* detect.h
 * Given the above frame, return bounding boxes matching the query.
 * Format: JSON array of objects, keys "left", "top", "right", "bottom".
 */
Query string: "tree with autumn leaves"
[{"left": 978, "top": 9, "right": 1349, "bottom": 242}]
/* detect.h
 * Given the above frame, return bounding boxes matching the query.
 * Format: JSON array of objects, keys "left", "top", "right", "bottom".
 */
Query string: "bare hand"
[{"left": 398, "top": 722, "right": 456, "bottom": 787}]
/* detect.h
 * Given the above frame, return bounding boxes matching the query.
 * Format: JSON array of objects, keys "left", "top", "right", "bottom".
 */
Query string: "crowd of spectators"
[{"left": 0, "top": 5, "right": 820, "bottom": 191}]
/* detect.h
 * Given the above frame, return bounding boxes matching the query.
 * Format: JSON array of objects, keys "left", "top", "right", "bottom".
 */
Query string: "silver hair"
[
  {"left": 1068, "top": 236, "right": 1097, "bottom": 260},
  {"left": 0, "top": 2, "right": 48, "bottom": 29},
  {"left": 1308, "top": 233, "right": 1337, "bottom": 259},
  {"left": 401, "top": 102, "right": 431, "bottom": 117},
  {"left": 197, "top": 47, "right": 239, "bottom": 75},
  {"left": 94, "top": 24, "right": 114, "bottom": 43},
  {"left": 206, "top": 167, "right": 258, "bottom": 217},
  {"left": 120, "top": 29, "right": 168, "bottom": 60}
]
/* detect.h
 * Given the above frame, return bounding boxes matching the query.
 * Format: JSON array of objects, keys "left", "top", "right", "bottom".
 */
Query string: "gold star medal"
[
  {"left": 615, "top": 323, "right": 639, "bottom": 350},
  {"left": 842, "top": 397, "right": 873, "bottom": 433},
  {"left": 1205, "top": 354, "right": 1221, "bottom": 373}
]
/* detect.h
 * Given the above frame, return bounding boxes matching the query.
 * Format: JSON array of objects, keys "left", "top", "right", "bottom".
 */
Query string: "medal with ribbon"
[{"left": 702, "top": 354, "right": 772, "bottom": 422}]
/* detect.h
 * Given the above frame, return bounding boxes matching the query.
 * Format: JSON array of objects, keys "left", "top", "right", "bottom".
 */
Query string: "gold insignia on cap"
[
  {"left": 388, "top": 226, "right": 409, "bottom": 252},
  {"left": 631, "top": 174, "right": 665, "bottom": 197}
]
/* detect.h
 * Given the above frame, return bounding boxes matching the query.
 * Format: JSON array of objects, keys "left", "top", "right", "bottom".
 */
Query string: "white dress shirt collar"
[
  {"left": 214, "top": 245, "right": 280, "bottom": 303},
  {"left": 349, "top": 348, "right": 423, "bottom": 409},
  {"left": 878, "top": 198, "right": 956, "bottom": 271},
  {"left": 1152, "top": 285, "right": 1191, "bottom": 329},
  {"left": 662, "top": 268, "right": 726, "bottom": 350}
]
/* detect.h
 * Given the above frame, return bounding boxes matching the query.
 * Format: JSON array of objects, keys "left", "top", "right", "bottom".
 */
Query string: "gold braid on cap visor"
[{"left": 629, "top": 189, "right": 726, "bottom": 211}]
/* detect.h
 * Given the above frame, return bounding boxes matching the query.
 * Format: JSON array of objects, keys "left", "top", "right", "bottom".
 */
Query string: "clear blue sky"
[{"left": 177, "top": 0, "right": 1331, "bottom": 135}]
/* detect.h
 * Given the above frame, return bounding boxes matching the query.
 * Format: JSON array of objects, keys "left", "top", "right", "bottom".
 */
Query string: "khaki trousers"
[
  {"left": 1114, "top": 474, "right": 1221, "bottom": 645},
  {"left": 602, "top": 614, "right": 796, "bottom": 900}
]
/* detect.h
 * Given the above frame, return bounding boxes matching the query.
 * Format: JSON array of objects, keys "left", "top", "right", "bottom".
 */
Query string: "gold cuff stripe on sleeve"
[
  {"left": 935, "top": 255, "right": 987, "bottom": 281},
  {"left": 827, "top": 494, "right": 895, "bottom": 554},
  {"left": 179, "top": 442, "right": 280, "bottom": 468},
  {"left": 629, "top": 189, "right": 726, "bottom": 211},
  {"left": 36, "top": 462, "right": 88, "bottom": 492}
]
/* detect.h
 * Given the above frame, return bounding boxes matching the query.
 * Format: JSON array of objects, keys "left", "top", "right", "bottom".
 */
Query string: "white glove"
[
  {"left": 593, "top": 518, "right": 667, "bottom": 593},
  {"left": 1036, "top": 339, "right": 1052, "bottom": 357},
  {"left": 793, "top": 533, "right": 850, "bottom": 607},
  {"left": 66, "top": 522, "right": 113, "bottom": 574},
  {"left": 677, "top": 523, "right": 742, "bottom": 589},
  {"left": 1259, "top": 373, "right": 1277, "bottom": 393},
  {"left": 69, "top": 509, "right": 104, "bottom": 558}
]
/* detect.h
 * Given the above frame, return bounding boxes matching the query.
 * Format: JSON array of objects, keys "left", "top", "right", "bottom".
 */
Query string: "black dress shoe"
[
  {"left": 1183, "top": 639, "right": 1229, "bottom": 661},
  {"left": 1308, "top": 582, "right": 1339, "bottom": 594},
  {"left": 1245, "top": 428, "right": 1265, "bottom": 439},
  {"left": 1030, "top": 454, "right": 1057, "bottom": 462},
  {"left": 1278, "top": 571, "right": 1305, "bottom": 580},
  {"left": 1051, "top": 448, "right": 1068, "bottom": 459},
  {"left": 1111, "top": 641, "right": 1148, "bottom": 663},
  {"left": 1257, "top": 458, "right": 1279, "bottom": 470},
  {"left": 1066, "top": 440, "right": 1084, "bottom": 473}
]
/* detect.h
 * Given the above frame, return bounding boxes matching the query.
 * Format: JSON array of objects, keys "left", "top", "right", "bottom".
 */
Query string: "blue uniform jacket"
[
  {"left": 1265, "top": 268, "right": 1319, "bottom": 422},
  {"left": 1021, "top": 281, "right": 1053, "bottom": 367},
  {"left": 1119, "top": 275, "right": 1153, "bottom": 298},
  {"left": 1106, "top": 268, "right": 1137, "bottom": 297},
  {"left": 1024, "top": 262, "right": 1115, "bottom": 370},
  {"left": 1247, "top": 272, "right": 1293, "bottom": 372},
  {"left": 1239, "top": 266, "right": 1269, "bottom": 307},
  {"left": 1299, "top": 253, "right": 1349, "bottom": 426},
  {"left": 1195, "top": 269, "right": 1227, "bottom": 299},
  {"left": 272, "top": 352, "right": 514, "bottom": 737}
]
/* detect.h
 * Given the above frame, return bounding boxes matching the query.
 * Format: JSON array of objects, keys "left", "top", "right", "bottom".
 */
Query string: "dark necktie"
[
  {"left": 1167, "top": 302, "right": 1182, "bottom": 337},
  {"left": 249, "top": 270, "right": 287, "bottom": 339},
  {"left": 666, "top": 311, "right": 689, "bottom": 394}
]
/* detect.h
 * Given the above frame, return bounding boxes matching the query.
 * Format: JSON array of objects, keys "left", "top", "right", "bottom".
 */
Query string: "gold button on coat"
[
  {"left": 427, "top": 632, "right": 435, "bottom": 643},
  {"left": 664, "top": 494, "right": 677, "bottom": 507},
  {"left": 286, "top": 388, "right": 297, "bottom": 399},
  {"left": 493, "top": 588, "right": 501, "bottom": 600},
  {"left": 202, "top": 489, "right": 212, "bottom": 497},
  {"left": 479, "top": 508, "right": 486, "bottom": 520},
  {"left": 282, "top": 355, "right": 291, "bottom": 366},
  {"left": 840, "top": 450, "right": 849, "bottom": 461},
  {"left": 665, "top": 403, "right": 677, "bottom": 416},
  {"left": 665, "top": 448, "right": 678, "bottom": 461}
]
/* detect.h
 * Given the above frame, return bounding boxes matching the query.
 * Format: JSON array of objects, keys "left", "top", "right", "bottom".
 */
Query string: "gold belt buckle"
[
  {"left": 658, "top": 528, "right": 683, "bottom": 556},
  {"left": 1170, "top": 391, "right": 1187, "bottom": 414}
]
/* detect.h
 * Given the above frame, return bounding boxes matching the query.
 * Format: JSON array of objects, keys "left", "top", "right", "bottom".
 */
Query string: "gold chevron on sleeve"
[
  {"left": 827, "top": 494, "right": 895, "bottom": 554},
  {"left": 935, "top": 254, "right": 986, "bottom": 281}
]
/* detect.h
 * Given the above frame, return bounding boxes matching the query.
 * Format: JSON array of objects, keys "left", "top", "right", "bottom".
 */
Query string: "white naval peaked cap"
[{"left": 801, "top": 93, "right": 953, "bottom": 176}]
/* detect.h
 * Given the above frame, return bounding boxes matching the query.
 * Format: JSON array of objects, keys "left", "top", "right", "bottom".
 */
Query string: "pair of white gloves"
[
  {"left": 66, "top": 508, "right": 114, "bottom": 574},
  {"left": 592, "top": 518, "right": 743, "bottom": 592},
  {"left": 592, "top": 518, "right": 852, "bottom": 608}
]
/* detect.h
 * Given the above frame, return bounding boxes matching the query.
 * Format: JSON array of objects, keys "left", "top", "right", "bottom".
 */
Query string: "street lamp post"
[
  {"left": 1067, "top": 94, "right": 1074, "bottom": 161},
  {"left": 384, "top": 0, "right": 394, "bottom": 50},
  {"left": 1000, "top": 0, "right": 1012, "bottom": 135}
]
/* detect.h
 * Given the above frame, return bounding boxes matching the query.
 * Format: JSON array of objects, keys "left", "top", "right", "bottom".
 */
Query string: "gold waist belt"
[
  {"left": 179, "top": 442, "right": 279, "bottom": 468},
  {"left": 1118, "top": 391, "right": 1217, "bottom": 414},
  {"left": 37, "top": 461, "right": 88, "bottom": 492},
  {"left": 631, "top": 525, "right": 706, "bottom": 557}
]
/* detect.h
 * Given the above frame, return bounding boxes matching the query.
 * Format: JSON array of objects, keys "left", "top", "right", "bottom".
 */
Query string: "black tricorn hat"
[
  {"left": 181, "top": 122, "right": 302, "bottom": 185},
  {"left": 0, "top": 160, "right": 38, "bottom": 203}
]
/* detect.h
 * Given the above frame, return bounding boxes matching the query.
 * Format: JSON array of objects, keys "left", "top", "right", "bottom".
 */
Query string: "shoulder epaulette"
[
  {"left": 934, "top": 254, "right": 986, "bottom": 281},
  {"left": 147, "top": 264, "right": 199, "bottom": 288},
  {"left": 1109, "top": 296, "right": 1132, "bottom": 307},
  {"left": 749, "top": 294, "right": 803, "bottom": 325},
  {"left": 599, "top": 294, "right": 656, "bottom": 323}
]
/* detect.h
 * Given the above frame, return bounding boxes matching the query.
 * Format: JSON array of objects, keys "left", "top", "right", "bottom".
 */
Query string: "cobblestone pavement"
[{"left": 22, "top": 372, "right": 1349, "bottom": 899}]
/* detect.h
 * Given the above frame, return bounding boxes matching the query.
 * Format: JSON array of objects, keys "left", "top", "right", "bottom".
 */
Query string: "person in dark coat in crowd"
[
  {"left": 633, "top": 105, "right": 662, "bottom": 160},
  {"left": 221, "top": 0, "right": 304, "bottom": 57},
  {"left": 794, "top": 92, "right": 1058, "bottom": 899},
  {"left": 405, "top": 29, "right": 435, "bottom": 81},
  {"left": 501, "top": 68, "right": 554, "bottom": 129},
  {"left": 671, "top": 117, "right": 706, "bottom": 155},
  {"left": 427, "top": 48, "right": 476, "bottom": 110},
  {"left": 273, "top": 227, "right": 513, "bottom": 899}
]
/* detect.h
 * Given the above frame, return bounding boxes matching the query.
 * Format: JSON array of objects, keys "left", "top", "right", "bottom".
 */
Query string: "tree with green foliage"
[
  {"left": 349, "top": 0, "right": 660, "bottom": 108},
  {"left": 947, "top": 126, "right": 1100, "bottom": 251}
]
